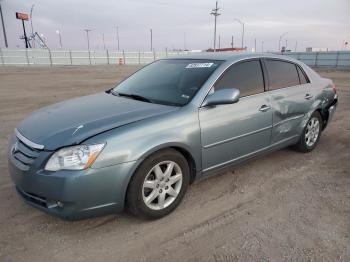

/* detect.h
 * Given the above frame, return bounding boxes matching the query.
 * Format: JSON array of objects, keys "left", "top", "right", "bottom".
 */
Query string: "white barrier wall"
[
  {"left": 0, "top": 48, "right": 350, "bottom": 67},
  {"left": 282, "top": 51, "right": 350, "bottom": 68},
  {"left": 0, "top": 48, "right": 189, "bottom": 66}
]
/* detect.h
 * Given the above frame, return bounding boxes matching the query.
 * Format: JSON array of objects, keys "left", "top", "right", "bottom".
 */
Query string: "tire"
[
  {"left": 294, "top": 111, "right": 323, "bottom": 153},
  {"left": 127, "top": 148, "right": 190, "bottom": 219}
]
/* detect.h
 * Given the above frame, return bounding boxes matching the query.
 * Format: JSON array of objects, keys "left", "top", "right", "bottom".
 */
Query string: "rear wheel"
[
  {"left": 294, "top": 111, "right": 323, "bottom": 152},
  {"left": 127, "top": 149, "right": 190, "bottom": 219}
]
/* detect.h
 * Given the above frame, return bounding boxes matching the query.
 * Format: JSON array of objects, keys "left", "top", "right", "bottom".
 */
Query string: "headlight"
[{"left": 45, "top": 143, "right": 105, "bottom": 171}]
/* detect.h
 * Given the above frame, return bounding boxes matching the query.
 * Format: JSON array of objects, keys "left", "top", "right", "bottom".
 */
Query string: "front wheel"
[
  {"left": 127, "top": 149, "right": 190, "bottom": 219},
  {"left": 294, "top": 111, "right": 323, "bottom": 153}
]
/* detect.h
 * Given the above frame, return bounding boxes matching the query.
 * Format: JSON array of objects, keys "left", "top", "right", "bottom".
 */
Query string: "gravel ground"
[{"left": 0, "top": 65, "right": 349, "bottom": 262}]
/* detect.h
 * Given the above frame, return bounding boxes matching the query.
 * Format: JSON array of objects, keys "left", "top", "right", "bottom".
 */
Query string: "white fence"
[
  {"left": 0, "top": 48, "right": 190, "bottom": 66},
  {"left": 281, "top": 51, "right": 350, "bottom": 68},
  {"left": 0, "top": 48, "right": 350, "bottom": 68}
]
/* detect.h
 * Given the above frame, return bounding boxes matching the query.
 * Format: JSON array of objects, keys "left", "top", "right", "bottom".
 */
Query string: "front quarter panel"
[{"left": 85, "top": 105, "right": 201, "bottom": 173}]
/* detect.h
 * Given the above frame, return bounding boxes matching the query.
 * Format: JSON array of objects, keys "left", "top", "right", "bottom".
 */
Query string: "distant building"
[{"left": 306, "top": 47, "right": 329, "bottom": 52}]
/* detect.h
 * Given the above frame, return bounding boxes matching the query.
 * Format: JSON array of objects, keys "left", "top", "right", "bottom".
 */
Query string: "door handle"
[
  {"left": 259, "top": 105, "right": 271, "bottom": 112},
  {"left": 305, "top": 94, "right": 313, "bottom": 100}
]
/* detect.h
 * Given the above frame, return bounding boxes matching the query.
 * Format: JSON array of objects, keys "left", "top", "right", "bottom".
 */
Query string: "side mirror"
[{"left": 202, "top": 88, "right": 240, "bottom": 107}]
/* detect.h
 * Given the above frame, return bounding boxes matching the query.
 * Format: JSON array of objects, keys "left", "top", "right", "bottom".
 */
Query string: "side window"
[
  {"left": 297, "top": 66, "right": 309, "bottom": 84},
  {"left": 265, "top": 59, "right": 300, "bottom": 90},
  {"left": 214, "top": 60, "right": 264, "bottom": 97}
]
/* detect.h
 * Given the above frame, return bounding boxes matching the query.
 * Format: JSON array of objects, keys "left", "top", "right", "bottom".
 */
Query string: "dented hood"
[{"left": 16, "top": 92, "right": 177, "bottom": 150}]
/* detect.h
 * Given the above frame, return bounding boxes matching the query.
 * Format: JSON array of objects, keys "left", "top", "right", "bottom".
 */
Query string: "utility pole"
[
  {"left": 210, "top": 1, "right": 220, "bottom": 52},
  {"left": 184, "top": 32, "right": 186, "bottom": 50},
  {"left": 115, "top": 26, "right": 119, "bottom": 51},
  {"left": 261, "top": 40, "right": 264, "bottom": 52},
  {"left": 231, "top": 35, "right": 234, "bottom": 48},
  {"left": 234, "top": 18, "right": 244, "bottom": 49},
  {"left": 294, "top": 41, "right": 298, "bottom": 52},
  {"left": 278, "top": 32, "right": 287, "bottom": 52},
  {"left": 254, "top": 38, "right": 257, "bottom": 52},
  {"left": 30, "top": 4, "right": 35, "bottom": 48},
  {"left": 285, "top": 39, "right": 288, "bottom": 49},
  {"left": 84, "top": 29, "right": 92, "bottom": 64},
  {"left": 0, "top": 0, "right": 8, "bottom": 48},
  {"left": 102, "top": 33, "right": 106, "bottom": 50},
  {"left": 218, "top": 34, "right": 221, "bottom": 50},
  {"left": 150, "top": 28, "right": 153, "bottom": 51}
]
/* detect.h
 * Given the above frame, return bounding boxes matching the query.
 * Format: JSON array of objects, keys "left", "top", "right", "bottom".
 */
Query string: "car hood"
[{"left": 17, "top": 92, "right": 178, "bottom": 150}]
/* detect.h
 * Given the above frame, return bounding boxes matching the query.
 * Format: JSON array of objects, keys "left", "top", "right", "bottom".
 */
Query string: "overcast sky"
[{"left": 1, "top": 0, "right": 349, "bottom": 52}]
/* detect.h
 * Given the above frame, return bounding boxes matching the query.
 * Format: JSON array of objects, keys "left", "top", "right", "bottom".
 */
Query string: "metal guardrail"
[{"left": 0, "top": 48, "right": 349, "bottom": 68}]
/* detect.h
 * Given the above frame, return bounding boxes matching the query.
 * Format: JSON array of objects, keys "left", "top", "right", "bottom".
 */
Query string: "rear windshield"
[{"left": 112, "top": 59, "right": 223, "bottom": 106}]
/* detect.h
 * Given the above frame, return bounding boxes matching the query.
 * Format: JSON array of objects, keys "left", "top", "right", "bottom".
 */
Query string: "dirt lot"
[{"left": 0, "top": 65, "right": 349, "bottom": 262}]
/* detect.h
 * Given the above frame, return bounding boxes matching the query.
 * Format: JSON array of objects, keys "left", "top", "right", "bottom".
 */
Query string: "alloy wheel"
[
  {"left": 142, "top": 161, "right": 183, "bottom": 210},
  {"left": 305, "top": 117, "right": 320, "bottom": 147}
]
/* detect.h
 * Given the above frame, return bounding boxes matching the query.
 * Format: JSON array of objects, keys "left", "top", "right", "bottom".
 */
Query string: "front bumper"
[{"left": 8, "top": 157, "right": 137, "bottom": 220}]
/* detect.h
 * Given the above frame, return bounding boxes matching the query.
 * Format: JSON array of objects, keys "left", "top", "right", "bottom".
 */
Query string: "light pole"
[
  {"left": 102, "top": 33, "right": 106, "bottom": 50},
  {"left": 150, "top": 28, "right": 153, "bottom": 51},
  {"left": 84, "top": 29, "right": 92, "bottom": 65},
  {"left": 234, "top": 18, "right": 245, "bottom": 49},
  {"left": 30, "top": 4, "right": 35, "bottom": 48},
  {"left": 278, "top": 32, "right": 287, "bottom": 52},
  {"left": 115, "top": 26, "right": 119, "bottom": 51},
  {"left": 261, "top": 40, "right": 264, "bottom": 52},
  {"left": 0, "top": 0, "right": 8, "bottom": 48},
  {"left": 56, "top": 30, "right": 62, "bottom": 49},
  {"left": 254, "top": 38, "right": 257, "bottom": 52},
  {"left": 210, "top": 1, "right": 220, "bottom": 52},
  {"left": 184, "top": 32, "right": 186, "bottom": 50}
]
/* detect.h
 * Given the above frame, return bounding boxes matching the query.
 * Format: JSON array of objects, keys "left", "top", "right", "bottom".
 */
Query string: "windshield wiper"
[{"left": 113, "top": 92, "right": 152, "bottom": 103}]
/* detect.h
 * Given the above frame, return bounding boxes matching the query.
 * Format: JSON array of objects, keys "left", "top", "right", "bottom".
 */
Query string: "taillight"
[{"left": 332, "top": 83, "right": 336, "bottom": 93}]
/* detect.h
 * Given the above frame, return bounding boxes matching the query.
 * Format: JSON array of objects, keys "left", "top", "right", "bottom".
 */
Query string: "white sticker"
[{"left": 186, "top": 63, "right": 214, "bottom": 69}]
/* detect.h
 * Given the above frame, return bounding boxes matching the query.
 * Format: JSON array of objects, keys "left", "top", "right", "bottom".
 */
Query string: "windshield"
[{"left": 112, "top": 59, "right": 223, "bottom": 106}]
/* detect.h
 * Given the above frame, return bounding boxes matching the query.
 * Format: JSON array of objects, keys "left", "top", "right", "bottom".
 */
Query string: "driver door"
[{"left": 199, "top": 59, "right": 273, "bottom": 172}]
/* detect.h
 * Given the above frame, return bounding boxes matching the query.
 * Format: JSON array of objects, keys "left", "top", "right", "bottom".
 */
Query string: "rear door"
[
  {"left": 263, "top": 59, "right": 313, "bottom": 145},
  {"left": 199, "top": 59, "right": 273, "bottom": 172}
]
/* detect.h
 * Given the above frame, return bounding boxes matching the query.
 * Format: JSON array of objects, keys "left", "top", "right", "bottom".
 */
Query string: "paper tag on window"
[{"left": 186, "top": 63, "right": 214, "bottom": 69}]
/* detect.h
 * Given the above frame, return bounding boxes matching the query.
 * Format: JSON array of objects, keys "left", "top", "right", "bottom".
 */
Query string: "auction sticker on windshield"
[{"left": 186, "top": 63, "right": 214, "bottom": 69}]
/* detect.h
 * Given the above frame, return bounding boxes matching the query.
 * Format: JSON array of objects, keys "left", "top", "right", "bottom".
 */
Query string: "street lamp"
[
  {"left": 56, "top": 30, "right": 62, "bottom": 49},
  {"left": 150, "top": 28, "right": 153, "bottom": 51},
  {"left": 234, "top": 18, "right": 245, "bottom": 49},
  {"left": 278, "top": 32, "right": 288, "bottom": 52}
]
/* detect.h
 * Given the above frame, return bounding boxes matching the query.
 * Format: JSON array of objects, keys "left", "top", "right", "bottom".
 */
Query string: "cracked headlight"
[{"left": 45, "top": 143, "right": 105, "bottom": 171}]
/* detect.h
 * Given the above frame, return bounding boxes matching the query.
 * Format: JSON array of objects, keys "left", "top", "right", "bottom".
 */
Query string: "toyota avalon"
[{"left": 8, "top": 53, "right": 338, "bottom": 220}]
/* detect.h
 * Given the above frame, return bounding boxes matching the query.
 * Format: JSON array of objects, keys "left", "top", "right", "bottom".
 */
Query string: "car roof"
[{"left": 162, "top": 52, "right": 298, "bottom": 63}]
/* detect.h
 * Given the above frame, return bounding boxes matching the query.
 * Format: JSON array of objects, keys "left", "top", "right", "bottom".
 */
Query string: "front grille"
[{"left": 11, "top": 130, "right": 43, "bottom": 171}]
